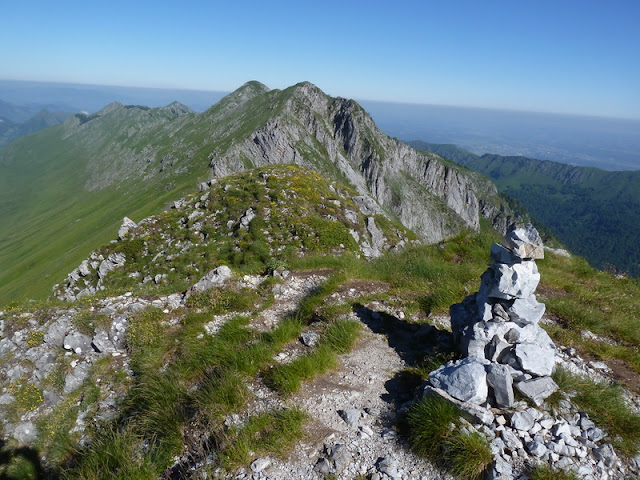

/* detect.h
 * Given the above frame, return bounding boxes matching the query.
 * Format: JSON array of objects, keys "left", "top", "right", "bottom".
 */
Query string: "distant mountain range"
[
  {"left": 0, "top": 107, "right": 71, "bottom": 147},
  {"left": 410, "top": 141, "right": 640, "bottom": 277}
]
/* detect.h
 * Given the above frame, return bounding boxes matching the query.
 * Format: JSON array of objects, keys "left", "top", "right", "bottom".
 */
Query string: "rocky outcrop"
[
  {"left": 186, "top": 265, "right": 232, "bottom": 296},
  {"left": 53, "top": 251, "right": 126, "bottom": 301},
  {"left": 118, "top": 216, "right": 137, "bottom": 240},
  {"left": 52, "top": 165, "right": 415, "bottom": 301}
]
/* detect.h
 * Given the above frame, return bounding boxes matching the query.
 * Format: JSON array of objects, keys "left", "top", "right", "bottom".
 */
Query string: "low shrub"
[
  {"left": 527, "top": 464, "right": 580, "bottom": 480},
  {"left": 446, "top": 430, "right": 493, "bottom": 480}
]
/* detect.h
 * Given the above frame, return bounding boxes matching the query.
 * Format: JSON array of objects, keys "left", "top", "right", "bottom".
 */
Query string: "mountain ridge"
[{"left": 0, "top": 81, "right": 515, "bottom": 305}]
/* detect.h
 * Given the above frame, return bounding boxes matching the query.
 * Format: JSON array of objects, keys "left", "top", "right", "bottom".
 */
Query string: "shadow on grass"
[{"left": 0, "top": 439, "right": 58, "bottom": 480}]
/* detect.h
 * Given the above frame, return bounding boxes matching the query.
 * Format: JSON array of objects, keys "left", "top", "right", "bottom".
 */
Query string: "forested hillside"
[{"left": 410, "top": 141, "right": 640, "bottom": 277}]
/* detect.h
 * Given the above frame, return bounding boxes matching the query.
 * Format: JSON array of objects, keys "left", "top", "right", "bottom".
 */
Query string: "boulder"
[
  {"left": 429, "top": 357, "right": 489, "bottom": 404},
  {"left": 300, "top": 332, "right": 319, "bottom": 347},
  {"left": 487, "top": 455, "right": 513, "bottom": 480},
  {"left": 510, "top": 410, "right": 535, "bottom": 431},
  {"left": 526, "top": 440, "right": 548, "bottom": 458},
  {"left": 486, "top": 363, "right": 514, "bottom": 408},
  {"left": 488, "top": 261, "right": 540, "bottom": 299},
  {"left": 491, "top": 302, "right": 510, "bottom": 322},
  {"left": 423, "top": 386, "right": 495, "bottom": 425},
  {"left": 118, "top": 217, "right": 137, "bottom": 240},
  {"left": 240, "top": 208, "right": 255, "bottom": 227},
  {"left": 92, "top": 330, "right": 117, "bottom": 353},
  {"left": 64, "top": 361, "right": 91, "bottom": 394},
  {"left": 366, "top": 217, "right": 385, "bottom": 255},
  {"left": 338, "top": 408, "right": 361, "bottom": 426},
  {"left": 251, "top": 458, "right": 271, "bottom": 472},
  {"left": 63, "top": 332, "right": 94, "bottom": 354},
  {"left": 98, "top": 252, "right": 126, "bottom": 279},
  {"left": 593, "top": 443, "right": 616, "bottom": 467},
  {"left": 486, "top": 335, "right": 510, "bottom": 362},
  {"left": 490, "top": 243, "right": 522, "bottom": 265},
  {"left": 189, "top": 266, "right": 232, "bottom": 294},
  {"left": 328, "top": 444, "right": 350, "bottom": 474},
  {"left": 78, "top": 260, "right": 91, "bottom": 276},
  {"left": 43, "top": 317, "right": 72, "bottom": 347},
  {"left": 13, "top": 422, "right": 37, "bottom": 445},
  {"left": 514, "top": 343, "right": 555, "bottom": 377},
  {"left": 515, "top": 377, "right": 558, "bottom": 406},
  {"left": 507, "top": 295, "right": 545, "bottom": 325}
]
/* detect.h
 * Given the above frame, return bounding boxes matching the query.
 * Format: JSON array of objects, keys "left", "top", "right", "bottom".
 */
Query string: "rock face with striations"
[
  {"left": 208, "top": 82, "right": 516, "bottom": 244},
  {"left": 427, "top": 224, "right": 558, "bottom": 409}
]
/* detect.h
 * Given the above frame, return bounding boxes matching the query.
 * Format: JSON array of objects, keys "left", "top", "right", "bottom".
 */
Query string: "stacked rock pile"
[
  {"left": 421, "top": 225, "right": 638, "bottom": 479},
  {"left": 428, "top": 225, "right": 558, "bottom": 412}
]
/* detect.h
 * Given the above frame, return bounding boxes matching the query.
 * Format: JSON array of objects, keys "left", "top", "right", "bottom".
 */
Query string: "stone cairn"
[{"left": 426, "top": 224, "right": 558, "bottom": 417}]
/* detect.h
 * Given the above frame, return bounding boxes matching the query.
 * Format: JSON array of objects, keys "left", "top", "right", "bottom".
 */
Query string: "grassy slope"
[
  {"left": 0, "top": 83, "right": 285, "bottom": 305},
  {"left": 0, "top": 123, "right": 204, "bottom": 303},
  {"left": 2, "top": 162, "right": 638, "bottom": 475},
  {"left": 411, "top": 141, "right": 640, "bottom": 276}
]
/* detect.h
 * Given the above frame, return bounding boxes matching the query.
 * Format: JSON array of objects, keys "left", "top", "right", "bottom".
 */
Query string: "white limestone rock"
[
  {"left": 514, "top": 376, "right": 559, "bottom": 406},
  {"left": 118, "top": 216, "right": 137, "bottom": 240},
  {"left": 98, "top": 252, "right": 126, "bottom": 279},
  {"left": 510, "top": 410, "right": 536, "bottom": 431},
  {"left": 189, "top": 265, "right": 232, "bottom": 294},
  {"left": 78, "top": 260, "right": 92, "bottom": 276},
  {"left": 502, "top": 224, "right": 544, "bottom": 260},
  {"left": 423, "top": 385, "right": 494, "bottom": 425},
  {"left": 13, "top": 421, "right": 37, "bottom": 445},
  {"left": 44, "top": 317, "right": 72, "bottom": 347},
  {"left": 63, "top": 331, "right": 93, "bottom": 354},
  {"left": 507, "top": 295, "right": 545, "bottom": 325},
  {"left": 488, "top": 261, "right": 540, "bottom": 300},
  {"left": 490, "top": 243, "right": 522, "bottom": 265},
  {"left": 240, "top": 208, "right": 255, "bottom": 227},
  {"left": 429, "top": 357, "right": 489, "bottom": 404},
  {"left": 92, "top": 330, "right": 117, "bottom": 353},
  {"left": 515, "top": 342, "right": 555, "bottom": 377},
  {"left": 486, "top": 363, "right": 514, "bottom": 408}
]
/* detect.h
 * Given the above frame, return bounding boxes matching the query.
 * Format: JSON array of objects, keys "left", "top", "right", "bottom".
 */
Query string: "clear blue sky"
[{"left": 1, "top": 0, "right": 639, "bottom": 118}]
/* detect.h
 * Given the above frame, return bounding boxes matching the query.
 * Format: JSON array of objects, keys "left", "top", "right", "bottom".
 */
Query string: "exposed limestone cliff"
[{"left": 210, "top": 82, "right": 513, "bottom": 243}]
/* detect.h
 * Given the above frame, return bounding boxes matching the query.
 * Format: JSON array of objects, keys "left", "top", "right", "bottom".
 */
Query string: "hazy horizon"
[
  {"left": 3, "top": 77, "right": 640, "bottom": 122},
  {"left": 1, "top": 78, "right": 638, "bottom": 172}
]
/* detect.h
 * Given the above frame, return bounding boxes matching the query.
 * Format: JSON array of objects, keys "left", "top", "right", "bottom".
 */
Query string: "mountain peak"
[
  {"left": 97, "top": 101, "right": 124, "bottom": 115},
  {"left": 203, "top": 80, "right": 270, "bottom": 115},
  {"left": 240, "top": 80, "right": 270, "bottom": 93},
  {"left": 158, "top": 101, "right": 193, "bottom": 116},
  {"left": 287, "top": 81, "right": 327, "bottom": 100}
]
